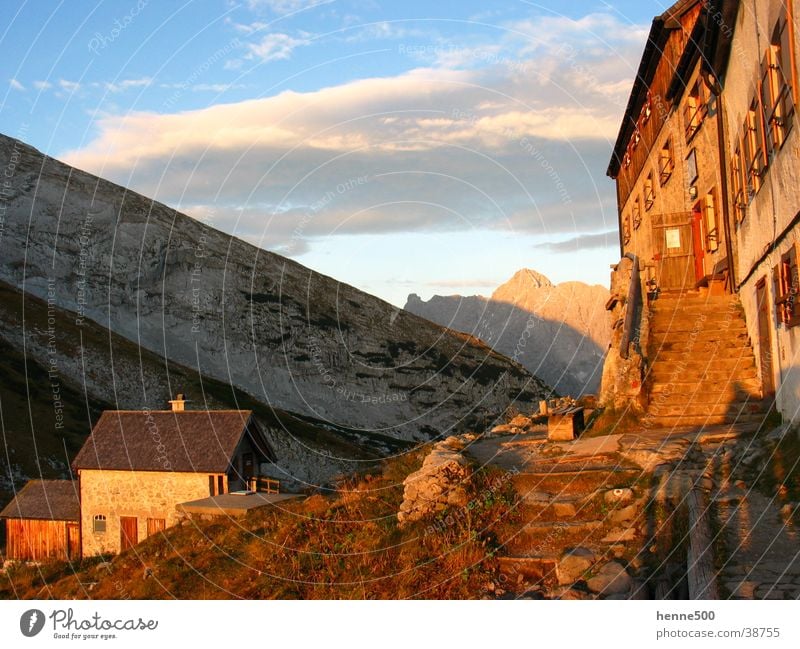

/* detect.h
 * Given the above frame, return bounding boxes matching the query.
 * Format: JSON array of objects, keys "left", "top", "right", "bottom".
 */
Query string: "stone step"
[
  {"left": 650, "top": 373, "right": 761, "bottom": 403},
  {"left": 649, "top": 321, "right": 748, "bottom": 335},
  {"left": 646, "top": 400, "right": 769, "bottom": 419},
  {"left": 513, "top": 467, "right": 640, "bottom": 497},
  {"left": 497, "top": 555, "right": 558, "bottom": 582},
  {"left": 647, "top": 387, "right": 763, "bottom": 406},
  {"left": 647, "top": 367, "right": 761, "bottom": 384},
  {"left": 648, "top": 328, "right": 749, "bottom": 343},
  {"left": 648, "top": 347, "right": 755, "bottom": 368},
  {"left": 645, "top": 357, "right": 755, "bottom": 373},
  {"left": 652, "top": 293, "right": 736, "bottom": 304},
  {"left": 501, "top": 520, "right": 608, "bottom": 554},
  {"left": 649, "top": 330, "right": 750, "bottom": 345},
  {"left": 518, "top": 500, "right": 603, "bottom": 523},
  {"left": 642, "top": 411, "right": 769, "bottom": 428},
  {"left": 648, "top": 337, "right": 751, "bottom": 353}
]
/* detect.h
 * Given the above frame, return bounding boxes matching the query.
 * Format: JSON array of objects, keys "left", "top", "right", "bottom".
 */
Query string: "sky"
[{"left": 0, "top": 0, "right": 662, "bottom": 307}]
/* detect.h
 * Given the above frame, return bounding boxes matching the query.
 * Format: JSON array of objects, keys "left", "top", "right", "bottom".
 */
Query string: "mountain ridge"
[{"left": 405, "top": 270, "right": 610, "bottom": 396}]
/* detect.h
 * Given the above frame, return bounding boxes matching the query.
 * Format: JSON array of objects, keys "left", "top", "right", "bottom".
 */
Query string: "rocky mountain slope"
[
  {"left": 0, "top": 133, "right": 548, "bottom": 461},
  {"left": 405, "top": 269, "right": 609, "bottom": 396}
]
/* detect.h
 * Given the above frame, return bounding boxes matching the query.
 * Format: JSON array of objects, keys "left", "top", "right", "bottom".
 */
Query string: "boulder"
[
  {"left": 556, "top": 547, "right": 596, "bottom": 585},
  {"left": 587, "top": 561, "right": 633, "bottom": 595}
]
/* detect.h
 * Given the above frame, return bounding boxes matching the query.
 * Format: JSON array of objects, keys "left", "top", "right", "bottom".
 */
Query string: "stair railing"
[{"left": 620, "top": 252, "right": 642, "bottom": 360}]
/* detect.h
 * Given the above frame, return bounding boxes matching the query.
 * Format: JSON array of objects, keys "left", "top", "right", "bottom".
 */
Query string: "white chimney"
[{"left": 168, "top": 393, "right": 186, "bottom": 412}]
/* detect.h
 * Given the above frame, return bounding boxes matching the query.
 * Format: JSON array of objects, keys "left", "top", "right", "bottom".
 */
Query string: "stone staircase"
[
  {"left": 644, "top": 290, "right": 770, "bottom": 428},
  {"left": 496, "top": 449, "right": 646, "bottom": 596}
]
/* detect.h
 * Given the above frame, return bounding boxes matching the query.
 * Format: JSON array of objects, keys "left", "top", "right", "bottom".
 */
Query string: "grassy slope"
[{"left": 1, "top": 450, "right": 519, "bottom": 599}]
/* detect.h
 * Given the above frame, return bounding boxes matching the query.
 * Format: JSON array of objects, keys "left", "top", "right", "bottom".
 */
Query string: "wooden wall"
[{"left": 4, "top": 518, "right": 79, "bottom": 561}]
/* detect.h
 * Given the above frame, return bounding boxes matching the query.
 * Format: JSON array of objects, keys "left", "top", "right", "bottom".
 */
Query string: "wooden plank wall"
[{"left": 4, "top": 518, "right": 70, "bottom": 561}]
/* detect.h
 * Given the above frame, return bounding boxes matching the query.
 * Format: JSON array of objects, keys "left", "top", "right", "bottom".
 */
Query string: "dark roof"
[
  {"left": 607, "top": 0, "right": 739, "bottom": 178},
  {"left": 72, "top": 410, "right": 273, "bottom": 473},
  {"left": 0, "top": 480, "right": 79, "bottom": 521}
]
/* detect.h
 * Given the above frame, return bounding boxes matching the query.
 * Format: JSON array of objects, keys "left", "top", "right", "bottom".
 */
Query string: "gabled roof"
[
  {"left": 72, "top": 410, "right": 273, "bottom": 473},
  {"left": 0, "top": 480, "right": 79, "bottom": 521}
]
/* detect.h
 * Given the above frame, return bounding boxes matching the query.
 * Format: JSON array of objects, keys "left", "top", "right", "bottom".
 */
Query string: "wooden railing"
[
  {"left": 248, "top": 476, "right": 281, "bottom": 494},
  {"left": 620, "top": 252, "right": 642, "bottom": 360}
]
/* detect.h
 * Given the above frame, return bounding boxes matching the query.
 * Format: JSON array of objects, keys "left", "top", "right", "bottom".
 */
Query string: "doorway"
[{"left": 120, "top": 516, "right": 138, "bottom": 552}]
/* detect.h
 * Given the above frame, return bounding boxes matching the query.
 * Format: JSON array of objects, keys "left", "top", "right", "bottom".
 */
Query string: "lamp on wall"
[{"left": 689, "top": 185, "right": 698, "bottom": 199}]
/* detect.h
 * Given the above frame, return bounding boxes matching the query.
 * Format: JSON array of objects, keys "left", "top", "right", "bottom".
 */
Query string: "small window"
[
  {"left": 774, "top": 244, "right": 800, "bottom": 327},
  {"left": 147, "top": 518, "right": 166, "bottom": 537},
  {"left": 743, "top": 100, "right": 766, "bottom": 194},
  {"left": 632, "top": 196, "right": 642, "bottom": 230},
  {"left": 762, "top": 17, "right": 795, "bottom": 151},
  {"left": 93, "top": 514, "right": 106, "bottom": 533},
  {"left": 641, "top": 93, "right": 652, "bottom": 124},
  {"left": 659, "top": 139, "right": 674, "bottom": 185},
  {"left": 644, "top": 171, "right": 655, "bottom": 211},
  {"left": 622, "top": 212, "right": 631, "bottom": 245},
  {"left": 703, "top": 190, "right": 719, "bottom": 252},
  {"left": 731, "top": 144, "right": 747, "bottom": 222},
  {"left": 684, "top": 81, "right": 706, "bottom": 140}
]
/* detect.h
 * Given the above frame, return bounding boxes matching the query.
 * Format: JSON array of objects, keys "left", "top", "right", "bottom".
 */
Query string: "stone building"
[
  {"left": 602, "top": 0, "right": 799, "bottom": 425},
  {"left": 73, "top": 397, "right": 275, "bottom": 557}
]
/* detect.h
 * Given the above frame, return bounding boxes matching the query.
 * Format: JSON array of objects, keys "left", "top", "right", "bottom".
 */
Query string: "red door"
[
  {"left": 691, "top": 206, "right": 705, "bottom": 282},
  {"left": 120, "top": 517, "right": 138, "bottom": 552}
]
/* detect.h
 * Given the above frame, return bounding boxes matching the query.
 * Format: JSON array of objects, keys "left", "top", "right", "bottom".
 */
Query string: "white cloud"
[
  {"left": 246, "top": 32, "right": 310, "bottom": 61},
  {"left": 58, "top": 79, "right": 80, "bottom": 92},
  {"left": 246, "top": 0, "right": 333, "bottom": 15},
  {"left": 9, "top": 78, "right": 24, "bottom": 91},
  {"left": 62, "top": 11, "right": 643, "bottom": 257},
  {"left": 33, "top": 80, "right": 52, "bottom": 90},
  {"left": 104, "top": 77, "right": 152, "bottom": 93}
]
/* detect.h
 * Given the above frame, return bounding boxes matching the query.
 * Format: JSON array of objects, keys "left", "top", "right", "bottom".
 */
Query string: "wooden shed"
[{"left": 0, "top": 480, "right": 80, "bottom": 561}]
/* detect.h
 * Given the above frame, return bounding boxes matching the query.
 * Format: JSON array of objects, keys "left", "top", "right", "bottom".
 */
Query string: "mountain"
[
  {"left": 405, "top": 269, "right": 610, "bottom": 396},
  {"left": 0, "top": 133, "right": 549, "bottom": 495}
]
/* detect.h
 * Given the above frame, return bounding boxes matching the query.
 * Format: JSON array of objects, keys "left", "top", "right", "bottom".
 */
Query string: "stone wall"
[{"left": 79, "top": 469, "right": 219, "bottom": 556}]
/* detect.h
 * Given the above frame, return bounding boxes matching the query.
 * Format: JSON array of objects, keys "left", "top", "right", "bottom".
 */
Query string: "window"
[
  {"left": 762, "top": 17, "right": 795, "bottom": 151},
  {"left": 147, "top": 518, "right": 166, "bottom": 537},
  {"left": 686, "top": 148, "right": 698, "bottom": 185},
  {"left": 703, "top": 190, "right": 719, "bottom": 252},
  {"left": 644, "top": 171, "right": 655, "bottom": 210},
  {"left": 622, "top": 212, "right": 631, "bottom": 245},
  {"left": 632, "top": 127, "right": 641, "bottom": 150},
  {"left": 731, "top": 143, "right": 747, "bottom": 222},
  {"left": 93, "top": 514, "right": 106, "bottom": 533},
  {"left": 774, "top": 244, "right": 800, "bottom": 327},
  {"left": 743, "top": 99, "right": 767, "bottom": 194},
  {"left": 659, "top": 138, "right": 674, "bottom": 185},
  {"left": 632, "top": 196, "right": 642, "bottom": 229},
  {"left": 684, "top": 81, "right": 707, "bottom": 140},
  {"left": 641, "top": 93, "right": 652, "bottom": 124}
]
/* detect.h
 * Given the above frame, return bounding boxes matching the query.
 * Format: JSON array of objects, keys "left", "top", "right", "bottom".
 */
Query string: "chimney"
[{"left": 168, "top": 393, "right": 186, "bottom": 412}]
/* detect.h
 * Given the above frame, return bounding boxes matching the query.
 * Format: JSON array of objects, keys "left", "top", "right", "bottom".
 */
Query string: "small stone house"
[
  {"left": 72, "top": 398, "right": 275, "bottom": 557},
  {"left": 0, "top": 480, "right": 80, "bottom": 561}
]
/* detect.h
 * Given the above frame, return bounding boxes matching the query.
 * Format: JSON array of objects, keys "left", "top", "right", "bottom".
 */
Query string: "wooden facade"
[
  {"left": 0, "top": 479, "right": 81, "bottom": 561},
  {"left": 4, "top": 518, "right": 80, "bottom": 561}
]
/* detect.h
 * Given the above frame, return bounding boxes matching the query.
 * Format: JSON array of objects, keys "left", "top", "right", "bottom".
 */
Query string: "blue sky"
[{"left": 1, "top": 0, "right": 661, "bottom": 306}]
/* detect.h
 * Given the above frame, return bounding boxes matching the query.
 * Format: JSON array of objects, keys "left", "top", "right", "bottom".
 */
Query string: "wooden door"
[
  {"left": 119, "top": 517, "right": 138, "bottom": 552},
  {"left": 691, "top": 206, "right": 706, "bottom": 282},
  {"left": 756, "top": 278, "right": 775, "bottom": 397},
  {"left": 66, "top": 522, "right": 80, "bottom": 560},
  {"left": 652, "top": 212, "right": 695, "bottom": 290}
]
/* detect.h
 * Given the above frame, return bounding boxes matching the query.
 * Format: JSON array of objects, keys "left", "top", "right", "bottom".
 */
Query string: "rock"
[
  {"left": 556, "top": 547, "right": 596, "bottom": 585},
  {"left": 604, "top": 488, "right": 633, "bottom": 504},
  {"left": 609, "top": 504, "right": 638, "bottom": 524},
  {"left": 490, "top": 424, "right": 519, "bottom": 435},
  {"left": 601, "top": 527, "right": 637, "bottom": 543},
  {"left": 555, "top": 587, "right": 594, "bottom": 600},
  {"left": 509, "top": 414, "right": 533, "bottom": 429},
  {"left": 586, "top": 561, "right": 633, "bottom": 595},
  {"left": 397, "top": 442, "right": 471, "bottom": 525},
  {"left": 553, "top": 502, "right": 577, "bottom": 518}
]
